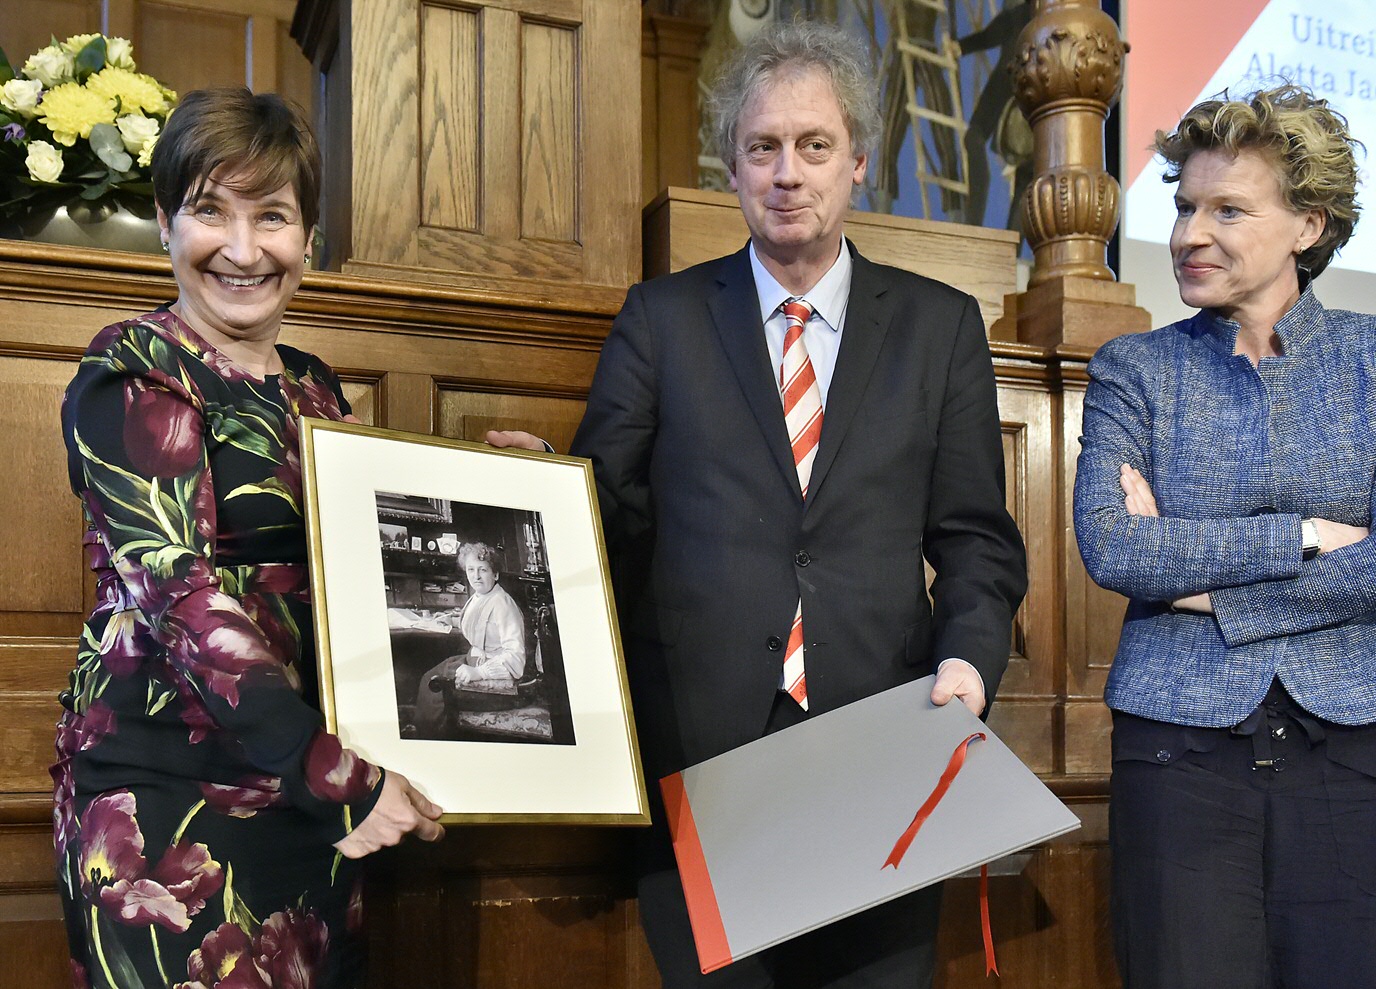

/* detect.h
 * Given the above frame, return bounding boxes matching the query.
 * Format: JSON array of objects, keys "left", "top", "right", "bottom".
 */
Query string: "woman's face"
[
  {"left": 1170, "top": 147, "right": 1324, "bottom": 327},
  {"left": 464, "top": 559, "right": 498, "bottom": 596},
  {"left": 158, "top": 168, "right": 311, "bottom": 350}
]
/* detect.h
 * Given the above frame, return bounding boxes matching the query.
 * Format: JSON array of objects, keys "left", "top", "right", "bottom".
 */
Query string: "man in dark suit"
[{"left": 569, "top": 20, "right": 1026, "bottom": 989}]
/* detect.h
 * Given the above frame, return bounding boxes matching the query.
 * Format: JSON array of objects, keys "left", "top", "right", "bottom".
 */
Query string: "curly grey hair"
[{"left": 707, "top": 20, "right": 881, "bottom": 172}]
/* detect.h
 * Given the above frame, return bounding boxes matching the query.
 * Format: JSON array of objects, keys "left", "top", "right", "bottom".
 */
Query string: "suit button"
[
  {"left": 1155, "top": 750, "right": 1171, "bottom": 763},
  {"left": 795, "top": 550, "right": 811, "bottom": 567},
  {"left": 766, "top": 636, "right": 783, "bottom": 651}
]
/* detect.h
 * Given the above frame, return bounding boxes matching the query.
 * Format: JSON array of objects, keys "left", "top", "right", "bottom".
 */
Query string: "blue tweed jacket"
[{"left": 1074, "top": 287, "right": 1376, "bottom": 726}]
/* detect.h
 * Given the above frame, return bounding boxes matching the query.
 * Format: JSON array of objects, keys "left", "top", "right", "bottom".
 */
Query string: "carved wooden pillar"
[{"left": 991, "top": 0, "right": 1149, "bottom": 348}]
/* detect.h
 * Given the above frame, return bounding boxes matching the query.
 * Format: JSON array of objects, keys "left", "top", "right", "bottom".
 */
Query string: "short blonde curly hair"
[{"left": 1153, "top": 85, "right": 1362, "bottom": 278}]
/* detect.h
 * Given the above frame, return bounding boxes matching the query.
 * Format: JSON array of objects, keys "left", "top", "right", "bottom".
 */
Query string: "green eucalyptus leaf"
[
  {"left": 79, "top": 178, "right": 112, "bottom": 200},
  {"left": 89, "top": 123, "right": 132, "bottom": 172},
  {"left": 74, "top": 36, "right": 107, "bottom": 79}
]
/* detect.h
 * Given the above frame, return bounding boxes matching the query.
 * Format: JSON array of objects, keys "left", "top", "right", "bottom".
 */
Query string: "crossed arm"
[{"left": 1116, "top": 463, "right": 1369, "bottom": 614}]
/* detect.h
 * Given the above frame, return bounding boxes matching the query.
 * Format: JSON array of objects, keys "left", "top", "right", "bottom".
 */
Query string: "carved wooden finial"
[{"left": 1012, "top": 0, "right": 1128, "bottom": 285}]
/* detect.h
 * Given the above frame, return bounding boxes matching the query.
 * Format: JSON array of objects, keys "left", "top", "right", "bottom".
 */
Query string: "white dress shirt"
[{"left": 750, "top": 240, "right": 851, "bottom": 407}]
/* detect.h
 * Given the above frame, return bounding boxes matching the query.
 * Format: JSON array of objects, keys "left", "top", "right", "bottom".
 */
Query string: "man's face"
[{"left": 729, "top": 67, "right": 867, "bottom": 270}]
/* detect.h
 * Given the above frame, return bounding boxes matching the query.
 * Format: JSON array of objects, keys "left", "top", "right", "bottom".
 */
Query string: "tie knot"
[{"left": 782, "top": 299, "right": 813, "bottom": 325}]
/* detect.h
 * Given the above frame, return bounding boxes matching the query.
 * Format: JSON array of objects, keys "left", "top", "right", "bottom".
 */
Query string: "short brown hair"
[
  {"left": 1153, "top": 85, "right": 1362, "bottom": 278},
  {"left": 152, "top": 88, "right": 321, "bottom": 231}
]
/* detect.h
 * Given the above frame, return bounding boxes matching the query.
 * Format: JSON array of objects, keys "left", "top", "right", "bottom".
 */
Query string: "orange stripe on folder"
[{"left": 660, "top": 772, "right": 733, "bottom": 973}]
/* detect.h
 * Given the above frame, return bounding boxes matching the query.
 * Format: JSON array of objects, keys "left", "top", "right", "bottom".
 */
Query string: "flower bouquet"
[{"left": 0, "top": 34, "right": 177, "bottom": 246}]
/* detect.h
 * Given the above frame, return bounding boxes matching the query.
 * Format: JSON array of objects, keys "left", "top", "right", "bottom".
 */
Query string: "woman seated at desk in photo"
[
  {"left": 445, "top": 542, "right": 527, "bottom": 686},
  {"left": 410, "top": 543, "right": 527, "bottom": 734}
]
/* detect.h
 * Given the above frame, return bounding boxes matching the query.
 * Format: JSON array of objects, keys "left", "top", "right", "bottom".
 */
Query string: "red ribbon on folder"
[{"left": 883, "top": 731, "right": 999, "bottom": 976}]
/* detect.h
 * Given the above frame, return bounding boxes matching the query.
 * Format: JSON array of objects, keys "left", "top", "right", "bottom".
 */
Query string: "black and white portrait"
[{"left": 375, "top": 492, "right": 575, "bottom": 746}]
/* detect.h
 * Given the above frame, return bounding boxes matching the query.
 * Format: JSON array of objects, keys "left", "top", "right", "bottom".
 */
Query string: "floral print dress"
[{"left": 56, "top": 310, "right": 385, "bottom": 989}]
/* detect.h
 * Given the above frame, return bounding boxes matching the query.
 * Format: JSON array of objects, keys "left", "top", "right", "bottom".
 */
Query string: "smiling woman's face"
[
  {"left": 158, "top": 168, "right": 310, "bottom": 351},
  {"left": 1169, "top": 147, "right": 1323, "bottom": 328}
]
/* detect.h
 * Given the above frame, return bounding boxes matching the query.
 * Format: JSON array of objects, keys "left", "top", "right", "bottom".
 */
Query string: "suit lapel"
[
  {"left": 707, "top": 246, "right": 800, "bottom": 495},
  {"left": 807, "top": 248, "right": 891, "bottom": 505}
]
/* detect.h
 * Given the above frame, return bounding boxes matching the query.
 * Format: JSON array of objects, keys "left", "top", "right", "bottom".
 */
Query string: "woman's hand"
[
  {"left": 1120, "top": 465, "right": 1214, "bottom": 612},
  {"left": 333, "top": 771, "right": 444, "bottom": 859},
  {"left": 1313, "top": 518, "right": 1369, "bottom": 555},
  {"left": 1119, "top": 464, "right": 1159, "bottom": 517},
  {"left": 485, "top": 429, "right": 549, "bottom": 451}
]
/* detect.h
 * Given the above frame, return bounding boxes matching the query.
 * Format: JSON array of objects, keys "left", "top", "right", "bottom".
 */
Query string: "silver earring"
[
  {"left": 304, "top": 253, "right": 312, "bottom": 264},
  {"left": 160, "top": 241, "right": 169, "bottom": 253}
]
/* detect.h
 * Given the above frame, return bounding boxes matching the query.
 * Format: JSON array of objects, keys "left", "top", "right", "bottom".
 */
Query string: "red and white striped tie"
[{"left": 780, "top": 298, "right": 821, "bottom": 710}]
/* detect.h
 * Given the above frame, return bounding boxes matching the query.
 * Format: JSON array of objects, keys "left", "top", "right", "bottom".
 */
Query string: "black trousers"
[
  {"left": 635, "top": 691, "right": 942, "bottom": 989},
  {"left": 1110, "top": 681, "right": 1376, "bottom": 989}
]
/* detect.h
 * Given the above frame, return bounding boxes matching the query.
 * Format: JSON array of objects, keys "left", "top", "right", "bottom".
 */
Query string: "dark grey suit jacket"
[{"left": 571, "top": 243, "right": 1026, "bottom": 777}]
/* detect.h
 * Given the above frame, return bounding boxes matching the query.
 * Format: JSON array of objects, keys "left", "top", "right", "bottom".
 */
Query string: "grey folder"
[{"left": 661, "top": 676, "right": 1081, "bottom": 973}]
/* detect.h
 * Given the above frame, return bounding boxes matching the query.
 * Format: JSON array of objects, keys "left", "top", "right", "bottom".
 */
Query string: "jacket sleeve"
[
  {"left": 569, "top": 284, "right": 659, "bottom": 594},
  {"left": 64, "top": 329, "right": 382, "bottom": 842},
  {"left": 1073, "top": 334, "right": 1303, "bottom": 601},
  {"left": 923, "top": 296, "right": 1028, "bottom": 699},
  {"left": 1210, "top": 494, "right": 1376, "bottom": 647}
]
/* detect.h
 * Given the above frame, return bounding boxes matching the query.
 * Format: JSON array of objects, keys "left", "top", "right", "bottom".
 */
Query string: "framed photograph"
[{"left": 300, "top": 418, "right": 648, "bottom": 825}]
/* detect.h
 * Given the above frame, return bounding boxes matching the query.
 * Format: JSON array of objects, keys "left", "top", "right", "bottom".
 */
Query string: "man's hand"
[
  {"left": 333, "top": 771, "right": 444, "bottom": 859},
  {"left": 485, "top": 429, "right": 548, "bottom": 451},
  {"left": 930, "top": 659, "right": 986, "bottom": 716},
  {"left": 1120, "top": 464, "right": 1159, "bottom": 517}
]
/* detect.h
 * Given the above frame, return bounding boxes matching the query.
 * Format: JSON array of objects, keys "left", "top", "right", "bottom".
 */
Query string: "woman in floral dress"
[{"left": 55, "top": 89, "right": 446, "bottom": 989}]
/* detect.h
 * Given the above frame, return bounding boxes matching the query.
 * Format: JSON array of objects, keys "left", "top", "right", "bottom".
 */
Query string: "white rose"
[
  {"left": 22, "top": 45, "right": 75, "bottom": 88},
  {"left": 105, "top": 37, "right": 135, "bottom": 70},
  {"left": 0, "top": 78, "right": 43, "bottom": 118},
  {"left": 25, "top": 140, "right": 64, "bottom": 183},
  {"left": 116, "top": 113, "right": 159, "bottom": 155}
]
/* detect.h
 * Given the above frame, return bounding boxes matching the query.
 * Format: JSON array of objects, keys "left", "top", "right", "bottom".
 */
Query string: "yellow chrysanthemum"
[
  {"left": 86, "top": 67, "right": 169, "bottom": 116},
  {"left": 37, "top": 82, "right": 116, "bottom": 146}
]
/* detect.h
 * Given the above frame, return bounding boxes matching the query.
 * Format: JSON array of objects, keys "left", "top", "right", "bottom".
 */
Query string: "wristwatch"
[{"left": 1301, "top": 518, "right": 1321, "bottom": 560}]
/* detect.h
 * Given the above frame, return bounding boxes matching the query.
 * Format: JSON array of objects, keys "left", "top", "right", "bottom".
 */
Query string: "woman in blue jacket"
[{"left": 1075, "top": 85, "right": 1374, "bottom": 989}]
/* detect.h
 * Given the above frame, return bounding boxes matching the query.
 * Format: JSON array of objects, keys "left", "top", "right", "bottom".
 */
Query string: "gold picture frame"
[{"left": 299, "top": 418, "right": 648, "bottom": 825}]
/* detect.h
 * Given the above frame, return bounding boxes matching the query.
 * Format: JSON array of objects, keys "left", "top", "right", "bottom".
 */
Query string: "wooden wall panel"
[
  {"left": 276, "top": 18, "right": 314, "bottom": 101},
  {"left": 137, "top": 3, "right": 250, "bottom": 95},
  {"left": 436, "top": 388, "right": 586, "bottom": 452},
  {"left": 0, "top": 360, "right": 85, "bottom": 619},
  {"left": 339, "top": 377, "right": 379, "bottom": 425},
  {"left": 1061, "top": 377, "right": 1120, "bottom": 777},
  {"left": 640, "top": 13, "right": 709, "bottom": 207},
  {"left": 986, "top": 379, "right": 1058, "bottom": 776},
  {"left": 0, "top": 0, "right": 100, "bottom": 67},
  {"left": 296, "top": 0, "right": 639, "bottom": 306},
  {"left": 0, "top": 825, "right": 73, "bottom": 989},
  {"left": 0, "top": 638, "right": 71, "bottom": 795},
  {"left": 348, "top": 0, "right": 420, "bottom": 266},
  {"left": 421, "top": 4, "right": 480, "bottom": 232},
  {"left": 520, "top": 21, "right": 577, "bottom": 243}
]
